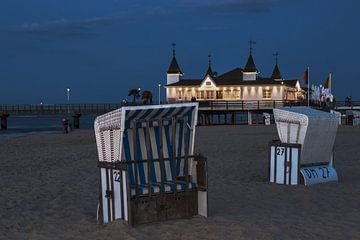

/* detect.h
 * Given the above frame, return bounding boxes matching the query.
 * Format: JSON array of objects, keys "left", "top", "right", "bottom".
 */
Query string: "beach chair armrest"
[
  {"left": 195, "top": 155, "right": 207, "bottom": 189},
  {"left": 176, "top": 175, "right": 192, "bottom": 182},
  {"left": 97, "top": 161, "right": 128, "bottom": 171}
]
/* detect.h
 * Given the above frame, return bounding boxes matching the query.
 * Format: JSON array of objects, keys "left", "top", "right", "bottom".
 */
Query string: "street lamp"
[
  {"left": 67, "top": 88, "right": 70, "bottom": 114},
  {"left": 158, "top": 83, "right": 161, "bottom": 105}
]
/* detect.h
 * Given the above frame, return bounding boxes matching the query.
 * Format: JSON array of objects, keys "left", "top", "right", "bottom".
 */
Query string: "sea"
[
  {"left": 0, "top": 115, "right": 97, "bottom": 140},
  {"left": 0, "top": 113, "right": 270, "bottom": 141}
]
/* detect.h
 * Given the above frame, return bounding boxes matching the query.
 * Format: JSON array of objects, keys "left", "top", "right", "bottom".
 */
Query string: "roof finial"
[
  {"left": 172, "top": 42, "right": 176, "bottom": 57},
  {"left": 208, "top": 53, "right": 212, "bottom": 67},
  {"left": 249, "top": 39, "right": 256, "bottom": 55},
  {"left": 273, "top": 51, "right": 279, "bottom": 65}
]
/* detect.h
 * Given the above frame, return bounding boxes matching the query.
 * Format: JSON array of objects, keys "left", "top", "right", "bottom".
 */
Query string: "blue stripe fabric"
[
  {"left": 162, "top": 107, "right": 177, "bottom": 118},
  {"left": 148, "top": 107, "right": 165, "bottom": 119},
  {"left": 164, "top": 124, "right": 174, "bottom": 180},
  {"left": 119, "top": 105, "right": 198, "bottom": 196},
  {"left": 153, "top": 125, "right": 167, "bottom": 182},
  {"left": 136, "top": 127, "right": 146, "bottom": 185},
  {"left": 123, "top": 129, "right": 134, "bottom": 186},
  {"left": 148, "top": 128, "right": 157, "bottom": 183},
  {"left": 176, "top": 121, "right": 184, "bottom": 175}
]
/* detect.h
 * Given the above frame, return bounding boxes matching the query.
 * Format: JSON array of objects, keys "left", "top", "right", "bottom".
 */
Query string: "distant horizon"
[{"left": 1, "top": 0, "right": 359, "bottom": 103}]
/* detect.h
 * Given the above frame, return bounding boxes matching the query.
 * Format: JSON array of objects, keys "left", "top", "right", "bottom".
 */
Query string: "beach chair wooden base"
[
  {"left": 269, "top": 142, "right": 338, "bottom": 185},
  {"left": 97, "top": 155, "right": 207, "bottom": 226},
  {"left": 130, "top": 190, "right": 198, "bottom": 225}
]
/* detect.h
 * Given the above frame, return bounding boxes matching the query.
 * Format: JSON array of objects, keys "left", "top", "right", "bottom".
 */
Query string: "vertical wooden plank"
[
  {"left": 120, "top": 169, "right": 124, "bottom": 219},
  {"left": 132, "top": 120, "right": 139, "bottom": 197},
  {"left": 105, "top": 169, "right": 111, "bottom": 223},
  {"left": 97, "top": 168, "right": 104, "bottom": 224},
  {"left": 171, "top": 117, "right": 177, "bottom": 194},
  {"left": 110, "top": 169, "right": 115, "bottom": 221},
  {"left": 145, "top": 120, "right": 152, "bottom": 197},
  {"left": 159, "top": 119, "right": 165, "bottom": 193},
  {"left": 184, "top": 116, "right": 190, "bottom": 192}
]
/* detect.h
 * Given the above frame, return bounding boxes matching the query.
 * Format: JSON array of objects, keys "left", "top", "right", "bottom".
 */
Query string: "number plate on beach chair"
[{"left": 269, "top": 143, "right": 300, "bottom": 185}]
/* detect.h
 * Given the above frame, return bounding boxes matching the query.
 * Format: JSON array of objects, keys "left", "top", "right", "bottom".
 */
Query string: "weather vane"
[
  {"left": 172, "top": 42, "right": 176, "bottom": 57},
  {"left": 273, "top": 51, "right": 279, "bottom": 64},
  {"left": 249, "top": 40, "right": 256, "bottom": 55},
  {"left": 208, "top": 53, "right": 212, "bottom": 67}
]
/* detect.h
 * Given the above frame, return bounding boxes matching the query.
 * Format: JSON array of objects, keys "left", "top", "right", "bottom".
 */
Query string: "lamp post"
[
  {"left": 67, "top": 88, "right": 70, "bottom": 114},
  {"left": 158, "top": 83, "right": 161, "bottom": 105}
]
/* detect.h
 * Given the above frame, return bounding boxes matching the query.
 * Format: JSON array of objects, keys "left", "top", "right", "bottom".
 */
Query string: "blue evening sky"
[{"left": 0, "top": 0, "right": 359, "bottom": 103}]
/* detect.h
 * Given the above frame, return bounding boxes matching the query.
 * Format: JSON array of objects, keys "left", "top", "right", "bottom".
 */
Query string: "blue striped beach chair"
[{"left": 95, "top": 103, "right": 208, "bottom": 225}]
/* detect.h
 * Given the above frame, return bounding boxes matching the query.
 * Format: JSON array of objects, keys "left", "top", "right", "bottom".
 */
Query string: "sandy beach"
[{"left": 1, "top": 125, "right": 360, "bottom": 239}]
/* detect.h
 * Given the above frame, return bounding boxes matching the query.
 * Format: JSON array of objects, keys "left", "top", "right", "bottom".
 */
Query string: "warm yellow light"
[{"left": 243, "top": 72, "right": 257, "bottom": 74}]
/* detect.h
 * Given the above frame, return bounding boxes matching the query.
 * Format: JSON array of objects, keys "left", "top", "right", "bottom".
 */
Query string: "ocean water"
[
  {"left": 0, "top": 113, "right": 273, "bottom": 140},
  {"left": 0, "top": 115, "right": 97, "bottom": 140}
]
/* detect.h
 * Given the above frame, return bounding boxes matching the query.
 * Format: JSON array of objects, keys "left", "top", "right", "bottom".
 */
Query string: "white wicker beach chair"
[
  {"left": 94, "top": 103, "right": 208, "bottom": 225},
  {"left": 330, "top": 110, "right": 342, "bottom": 125},
  {"left": 269, "top": 107, "right": 339, "bottom": 185},
  {"left": 346, "top": 110, "right": 360, "bottom": 125}
]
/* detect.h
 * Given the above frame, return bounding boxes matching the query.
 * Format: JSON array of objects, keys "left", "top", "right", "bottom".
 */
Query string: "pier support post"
[
  {"left": 1, "top": 114, "right": 9, "bottom": 130},
  {"left": 72, "top": 113, "right": 82, "bottom": 129},
  {"left": 248, "top": 111, "right": 252, "bottom": 125}
]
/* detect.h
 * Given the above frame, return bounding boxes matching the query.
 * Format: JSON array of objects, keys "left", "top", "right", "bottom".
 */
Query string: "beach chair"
[
  {"left": 263, "top": 113, "right": 271, "bottom": 125},
  {"left": 346, "top": 110, "right": 360, "bottom": 126},
  {"left": 94, "top": 103, "right": 208, "bottom": 225},
  {"left": 269, "top": 107, "right": 338, "bottom": 185},
  {"left": 330, "top": 110, "right": 342, "bottom": 125}
]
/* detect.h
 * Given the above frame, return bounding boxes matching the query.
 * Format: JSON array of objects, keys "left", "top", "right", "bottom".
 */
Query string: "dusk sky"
[{"left": 0, "top": 0, "right": 359, "bottom": 104}]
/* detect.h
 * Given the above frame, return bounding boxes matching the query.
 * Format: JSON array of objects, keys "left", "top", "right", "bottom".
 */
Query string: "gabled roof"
[
  {"left": 244, "top": 54, "right": 257, "bottom": 72},
  {"left": 167, "top": 56, "right": 183, "bottom": 74},
  {"left": 271, "top": 64, "right": 282, "bottom": 79},
  {"left": 166, "top": 65, "right": 298, "bottom": 87},
  {"left": 217, "top": 68, "right": 243, "bottom": 80},
  {"left": 166, "top": 79, "right": 202, "bottom": 87}
]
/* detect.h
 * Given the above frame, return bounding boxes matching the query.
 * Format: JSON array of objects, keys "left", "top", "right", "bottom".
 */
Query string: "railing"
[
  {"left": 333, "top": 101, "right": 360, "bottom": 109},
  {"left": 198, "top": 100, "right": 305, "bottom": 111},
  {"left": 1, "top": 100, "right": 360, "bottom": 115},
  {"left": 0, "top": 103, "right": 122, "bottom": 115}
]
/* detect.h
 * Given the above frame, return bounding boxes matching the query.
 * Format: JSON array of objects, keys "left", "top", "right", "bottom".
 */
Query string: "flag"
[
  {"left": 324, "top": 74, "right": 331, "bottom": 89},
  {"left": 302, "top": 68, "right": 309, "bottom": 85}
]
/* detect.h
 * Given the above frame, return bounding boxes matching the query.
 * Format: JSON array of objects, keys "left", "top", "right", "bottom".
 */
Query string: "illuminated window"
[
  {"left": 263, "top": 89, "right": 272, "bottom": 99},
  {"left": 206, "top": 81, "right": 211, "bottom": 86}
]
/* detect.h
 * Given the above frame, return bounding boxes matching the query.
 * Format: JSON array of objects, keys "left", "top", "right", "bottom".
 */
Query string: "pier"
[{"left": 0, "top": 100, "right": 359, "bottom": 130}]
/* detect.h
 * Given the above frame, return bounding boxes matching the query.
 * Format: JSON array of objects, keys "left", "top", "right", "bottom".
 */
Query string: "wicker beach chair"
[
  {"left": 346, "top": 110, "right": 360, "bottom": 125},
  {"left": 269, "top": 107, "right": 339, "bottom": 185},
  {"left": 94, "top": 103, "right": 208, "bottom": 225}
]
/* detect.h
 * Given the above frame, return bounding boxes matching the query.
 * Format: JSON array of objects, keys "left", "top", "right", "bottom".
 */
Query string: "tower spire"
[
  {"left": 271, "top": 52, "right": 282, "bottom": 79},
  {"left": 205, "top": 53, "right": 214, "bottom": 77},
  {"left": 167, "top": 42, "right": 182, "bottom": 75}
]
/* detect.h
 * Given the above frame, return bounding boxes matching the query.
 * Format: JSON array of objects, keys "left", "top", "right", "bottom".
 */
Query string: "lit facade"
[{"left": 165, "top": 50, "right": 305, "bottom": 103}]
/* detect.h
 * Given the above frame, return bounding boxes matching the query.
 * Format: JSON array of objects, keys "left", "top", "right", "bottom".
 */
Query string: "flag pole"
[
  {"left": 329, "top": 72, "right": 332, "bottom": 94},
  {"left": 307, "top": 66, "right": 310, "bottom": 107}
]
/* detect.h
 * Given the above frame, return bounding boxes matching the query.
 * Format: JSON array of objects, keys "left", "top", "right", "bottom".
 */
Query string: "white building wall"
[
  {"left": 167, "top": 74, "right": 180, "bottom": 85},
  {"left": 243, "top": 73, "right": 257, "bottom": 81}
]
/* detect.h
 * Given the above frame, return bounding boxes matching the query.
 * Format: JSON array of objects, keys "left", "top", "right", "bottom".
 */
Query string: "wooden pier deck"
[{"left": 0, "top": 100, "right": 359, "bottom": 129}]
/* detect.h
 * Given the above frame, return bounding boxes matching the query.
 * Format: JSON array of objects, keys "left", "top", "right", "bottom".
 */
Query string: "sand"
[{"left": 1, "top": 125, "right": 360, "bottom": 239}]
